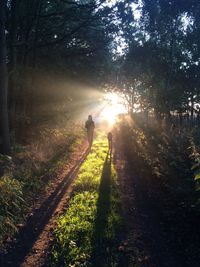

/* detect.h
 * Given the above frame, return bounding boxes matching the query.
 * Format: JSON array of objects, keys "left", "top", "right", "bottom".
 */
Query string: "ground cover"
[
  {"left": 115, "top": 116, "right": 200, "bottom": 267},
  {"left": 0, "top": 125, "right": 84, "bottom": 249},
  {"left": 51, "top": 133, "right": 124, "bottom": 267}
]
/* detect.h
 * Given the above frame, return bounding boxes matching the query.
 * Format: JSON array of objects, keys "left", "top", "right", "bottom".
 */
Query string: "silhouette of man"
[{"left": 85, "top": 115, "right": 95, "bottom": 147}]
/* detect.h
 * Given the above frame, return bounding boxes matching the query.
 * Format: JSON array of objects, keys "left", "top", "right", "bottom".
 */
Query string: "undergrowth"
[
  {"left": 117, "top": 116, "right": 200, "bottom": 266},
  {"left": 51, "top": 133, "right": 123, "bottom": 267},
  {"left": 188, "top": 128, "right": 200, "bottom": 203},
  {"left": 120, "top": 117, "right": 193, "bottom": 195},
  {"left": 0, "top": 124, "right": 84, "bottom": 249}
]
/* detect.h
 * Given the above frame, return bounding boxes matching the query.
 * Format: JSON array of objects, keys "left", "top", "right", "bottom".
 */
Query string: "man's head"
[{"left": 88, "top": 115, "right": 92, "bottom": 120}]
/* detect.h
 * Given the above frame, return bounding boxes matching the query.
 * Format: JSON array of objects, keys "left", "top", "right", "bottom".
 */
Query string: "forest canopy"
[{"left": 0, "top": 0, "right": 200, "bottom": 154}]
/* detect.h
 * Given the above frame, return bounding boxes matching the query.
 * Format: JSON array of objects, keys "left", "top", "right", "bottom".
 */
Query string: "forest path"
[
  {"left": 114, "top": 131, "right": 177, "bottom": 267},
  {"left": 1, "top": 143, "right": 90, "bottom": 267},
  {"left": 114, "top": 120, "right": 200, "bottom": 267},
  {"left": 2, "top": 121, "right": 200, "bottom": 267}
]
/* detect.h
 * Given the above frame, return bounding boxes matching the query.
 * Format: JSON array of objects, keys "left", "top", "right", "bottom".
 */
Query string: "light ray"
[{"left": 99, "top": 91, "right": 127, "bottom": 127}]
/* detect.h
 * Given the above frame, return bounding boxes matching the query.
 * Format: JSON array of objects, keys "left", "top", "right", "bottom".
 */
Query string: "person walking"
[{"left": 85, "top": 115, "right": 95, "bottom": 147}]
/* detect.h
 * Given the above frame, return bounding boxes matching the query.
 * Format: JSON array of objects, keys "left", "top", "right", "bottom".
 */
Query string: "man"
[{"left": 85, "top": 115, "right": 95, "bottom": 147}]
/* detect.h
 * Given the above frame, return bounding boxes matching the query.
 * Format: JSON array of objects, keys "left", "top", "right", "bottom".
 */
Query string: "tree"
[
  {"left": 116, "top": 0, "right": 200, "bottom": 125},
  {"left": 4, "top": 0, "right": 117, "bottom": 142},
  {"left": 0, "top": 0, "right": 11, "bottom": 155}
]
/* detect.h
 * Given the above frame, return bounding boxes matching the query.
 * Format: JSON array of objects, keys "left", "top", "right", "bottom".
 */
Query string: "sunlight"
[{"left": 100, "top": 91, "right": 126, "bottom": 126}]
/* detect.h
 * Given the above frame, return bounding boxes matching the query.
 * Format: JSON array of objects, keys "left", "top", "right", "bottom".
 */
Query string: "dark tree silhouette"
[{"left": 0, "top": 0, "right": 11, "bottom": 155}]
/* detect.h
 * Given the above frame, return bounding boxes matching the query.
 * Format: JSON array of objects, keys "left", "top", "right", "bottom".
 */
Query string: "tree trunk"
[
  {"left": 8, "top": 0, "right": 18, "bottom": 135},
  {"left": 32, "top": 0, "right": 43, "bottom": 68},
  {"left": 0, "top": 0, "right": 11, "bottom": 155},
  {"left": 9, "top": 0, "right": 17, "bottom": 71}
]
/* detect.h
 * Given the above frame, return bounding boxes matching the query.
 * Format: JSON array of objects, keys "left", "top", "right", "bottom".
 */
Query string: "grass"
[
  {"left": 0, "top": 175, "right": 27, "bottom": 245},
  {"left": 51, "top": 133, "right": 123, "bottom": 267},
  {"left": 0, "top": 125, "right": 84, "bottom": 249}
]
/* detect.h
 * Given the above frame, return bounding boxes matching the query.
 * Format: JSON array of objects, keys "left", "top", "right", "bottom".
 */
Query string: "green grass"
[{"left": 51, "top": 133, "right": 123, "bottom": 267}]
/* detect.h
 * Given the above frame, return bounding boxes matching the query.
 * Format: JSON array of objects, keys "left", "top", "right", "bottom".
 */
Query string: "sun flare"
[{"left": 100, "top": 92, "right": 126, "bottom": 126}]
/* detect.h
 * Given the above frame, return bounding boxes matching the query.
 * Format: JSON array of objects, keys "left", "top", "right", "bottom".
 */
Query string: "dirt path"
[
  {"left": 114, "top": 125, "right": 200, "bottom": 267},
  {"left": 1, "top": 144, "right": 90, "bottom": 267},
  {"left": 114, "top": 128, "right": 178, "bottom": 267},
  {"left": 2, "top": 125, "right": 200, "bottom": 267}
]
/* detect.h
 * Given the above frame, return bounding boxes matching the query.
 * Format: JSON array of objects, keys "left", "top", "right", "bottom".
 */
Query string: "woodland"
[
  {"left": 1, "top": 0, "right": 200, "bottom": 152},
  {"left": 1, "top": 1, "right": 200, "bottom": 267}
]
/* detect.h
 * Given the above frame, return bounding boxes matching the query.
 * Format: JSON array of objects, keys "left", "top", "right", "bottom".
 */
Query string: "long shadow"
[
  {"left": 118, "top": 119, "right": 200, "bottom": 267},
  {"left": 90, "top": 152, "right": 112, "bottom": 267},
  {"left": 1, "top": 147, "right": 90, "bottom": 267}
]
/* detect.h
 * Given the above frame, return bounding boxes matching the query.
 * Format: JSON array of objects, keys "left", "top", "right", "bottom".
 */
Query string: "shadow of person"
[
  {"left": 2, "top": 148, "right": 90, "bottom": 267},
  {"left": 90, "top": 152, "right": 112, "bottom": 266}
]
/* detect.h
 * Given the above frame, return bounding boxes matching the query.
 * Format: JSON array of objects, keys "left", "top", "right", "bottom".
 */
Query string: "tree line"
[
  {"left": 1, "top": 0, "right": 200, "bottom": 155},
  {"left": 117, "top": 0, "right": 200, "bottom": 125},
  {"left": 0, "top": 0, "right": 119, "bottom": 154}
]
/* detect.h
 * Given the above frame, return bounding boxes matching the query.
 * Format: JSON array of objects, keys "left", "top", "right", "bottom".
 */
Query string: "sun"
[{"left": 100, "top": 91, "right": 126, "bottom": 126}]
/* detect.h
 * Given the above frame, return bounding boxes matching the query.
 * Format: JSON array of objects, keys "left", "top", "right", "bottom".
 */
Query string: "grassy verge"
[
  {"left": 0, "top": 125, "right": 84, "bottom": 249},
  {"left": 51, "top": 133, "right": 124, "bottom": 267}
]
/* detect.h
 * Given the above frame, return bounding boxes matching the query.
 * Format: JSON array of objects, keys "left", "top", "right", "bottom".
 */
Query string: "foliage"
[
  {"left": 115, "top": 115, "right": 200, "bottom": 267},
  {"left": 117, "top": 0, "right": 200, "bottom": 118},
  {"left": 51, "top": 134, "right": 123, "bottom": 267},
  {"left": 2, "top": 0, "right": 118, "bottom": 146},
  {"left": 118, "top": 115, "right": 194, "bottom": 198},
  {"left": 0, "top": 175, "right": 27, "bottom": 247},
  {"left": 3, "top": 0, "right": 200, "bottom": 151},
  {"left": 0, "top": 125, "right": 84, "bottom": 248},
  {"left": 189, "top": 128, "right": 200, "bottom": 193}
]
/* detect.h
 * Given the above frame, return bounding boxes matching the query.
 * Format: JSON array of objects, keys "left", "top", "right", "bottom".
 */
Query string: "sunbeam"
[{"left": 98, "top": 91, "right": 127, "bottom": 127}]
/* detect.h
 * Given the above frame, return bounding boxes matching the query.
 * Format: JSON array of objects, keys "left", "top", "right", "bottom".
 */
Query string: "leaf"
[
  {"left": 191, "top": 163, "right": 200, "bottom": 170},
  {"left": 194, "top": 173, "right": 200, "bottom": 180}
]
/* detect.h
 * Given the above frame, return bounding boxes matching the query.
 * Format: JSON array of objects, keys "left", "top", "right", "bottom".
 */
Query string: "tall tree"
[
  {"left": 116, "top": 0, "right": 200, "bottom": 122},
  {"left": 0, "top": 0, "right": 11, "bottom": 154}
]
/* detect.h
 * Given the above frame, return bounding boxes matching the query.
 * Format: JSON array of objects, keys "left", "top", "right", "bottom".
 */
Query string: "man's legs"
[
  {"left": 90, "top": 131, "right": 94, "bottom": 146},
  {"left": 87, "top": 131, "right": 90, "bottom": 144},
  {"left": 88, "top": 131, "right": 93, "bottom": 146}
]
